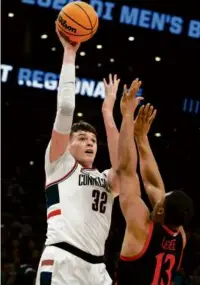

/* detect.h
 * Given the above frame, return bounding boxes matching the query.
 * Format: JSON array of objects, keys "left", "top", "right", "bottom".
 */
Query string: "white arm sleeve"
[
  {"left": 53, "top": 63, "right": 76, "bottom": 134},
  {"left": 45, "top": 142, "right": 77, "bottom": 186}
]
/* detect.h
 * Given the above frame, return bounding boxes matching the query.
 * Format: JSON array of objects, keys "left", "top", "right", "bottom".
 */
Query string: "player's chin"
[{"left": 83, "top": 154, "right": 95, "bottom": 164}]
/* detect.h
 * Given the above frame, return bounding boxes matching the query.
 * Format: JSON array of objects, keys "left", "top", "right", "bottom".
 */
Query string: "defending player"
[
  {"left": 116, "top": 82, "right": 194, "bottom": 285},
  {"left": 35, "top": 29, "right": 119, "bottom": 285}
]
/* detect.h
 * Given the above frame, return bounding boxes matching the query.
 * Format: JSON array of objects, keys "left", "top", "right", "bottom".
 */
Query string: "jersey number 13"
[{"left": 151, "top": 253, "right": 176, "bottom": 285}]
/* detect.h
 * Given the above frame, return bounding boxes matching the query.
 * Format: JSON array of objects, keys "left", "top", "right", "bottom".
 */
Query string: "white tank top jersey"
[{"left": 44, "top": 143, "right": 114, "bottom": 256}]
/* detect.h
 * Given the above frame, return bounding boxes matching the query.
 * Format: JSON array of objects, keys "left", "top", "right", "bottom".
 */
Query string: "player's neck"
[{"left": 81, "top": 162, "right": 93, "bottom": 169}]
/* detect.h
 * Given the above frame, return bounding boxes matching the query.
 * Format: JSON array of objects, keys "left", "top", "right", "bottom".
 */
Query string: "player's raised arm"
[
  {"left": 49, "top": 27, "right": 80, "bottom": 162},
  {"left": 102, "top": 74, "right": 121, "bottom": 195},
  {"left": 134, "top": 104, "right": 165, "bottom": 206},
  {"left": 117, "top": 81, "right": 140, "bottom": 176},
  {"left": 102, "top": 74, "right": 120, "bottom": 171},
  {"left": 116, "top": 80, "right": 151, "bottom": 229},
  {"left": 134, "top": 104, "right": 187, "bottom": 248}
]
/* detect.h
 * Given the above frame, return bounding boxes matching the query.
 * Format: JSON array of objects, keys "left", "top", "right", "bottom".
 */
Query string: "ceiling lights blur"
[
  {"left": 51, "top": 47, "right": 56, "bottom": 51},
  {"left": 110, "top": 58, "right": 115, "bottom": 63},
  {"left": 77, "top": 112, "right": 83, "bottom": 117},
  {"left": 128, "top": 36, "right": 135, "bottom": 41},
  {"left": 41, "top": 34, "right": 48, "bottom": 39},
  {"left": 155, "top": 132, "right": 162, "bottom": 137},
  {"left": 8, "top": 13, "right": 14, "bottom": 18},
  {"left": 155, "top": 56, "right": 161, "bottom": 62},
  {"left": 96, "top": 45, "right": 102, "bottom": 49},
  {"left": 80, "top": 51, "right": 86, "bottom": 56}
]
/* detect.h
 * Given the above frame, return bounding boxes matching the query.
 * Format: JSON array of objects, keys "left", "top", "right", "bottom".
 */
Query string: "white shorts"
[{"left": 35, "top": 245, "right": 112, "bottom": 285}]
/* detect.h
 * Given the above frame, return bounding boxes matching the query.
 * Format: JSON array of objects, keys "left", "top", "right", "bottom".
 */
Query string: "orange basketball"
[{"left": 56, "top": 1, "right": 99, "bottom": 43}]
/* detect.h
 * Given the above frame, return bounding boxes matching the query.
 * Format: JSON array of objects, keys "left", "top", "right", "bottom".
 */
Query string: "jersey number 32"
[{"left": 92, "top": 189, "right": 108, "bottom": 213}]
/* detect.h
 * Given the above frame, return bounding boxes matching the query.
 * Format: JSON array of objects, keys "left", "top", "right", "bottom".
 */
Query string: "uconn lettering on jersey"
[{"left": 79, "top": 174, "right": 110, "bottom": 192}]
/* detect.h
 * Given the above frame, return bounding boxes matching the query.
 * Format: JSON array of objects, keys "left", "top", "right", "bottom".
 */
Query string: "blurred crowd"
[{"left": 1, "top": 172, "right": 200, "bottom": 285}]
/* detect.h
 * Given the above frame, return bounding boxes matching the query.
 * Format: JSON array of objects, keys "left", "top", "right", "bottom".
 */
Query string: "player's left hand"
[
  {"left": 120, "top": 78, "right": 143, "bottom": 116},
  {"left": 102, "top": 74, "right": 120, "bottom": 112},
  {"left": 134, "top": 103, "right": 157, "bottom": 137}
]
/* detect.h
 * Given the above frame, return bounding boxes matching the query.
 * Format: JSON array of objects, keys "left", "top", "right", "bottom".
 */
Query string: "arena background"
[{"left": 1, "top": 0, "right": 200, "bottom": 284}]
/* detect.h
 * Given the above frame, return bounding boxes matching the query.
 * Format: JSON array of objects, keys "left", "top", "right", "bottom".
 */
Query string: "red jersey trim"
[
  {"left": 47, "top": 209, "right": 61, "bottom": 220},
  {"left": 162, "top": 225, "right": 178, "bottom": 236},
  {"left": 45, "top": 161, "right": 78, "bottom": 189},
  {"left": 177, "top": 248, "right": 184, "bottom": 271},
  {"left": 120, "top": 222, "right": 154, "bottom": 261},
  {"left": 177, "top": 232, "right": 185, "bottom": 271},
  {"left": 41, "top": 259, "right": 54, "bottom": 266}
]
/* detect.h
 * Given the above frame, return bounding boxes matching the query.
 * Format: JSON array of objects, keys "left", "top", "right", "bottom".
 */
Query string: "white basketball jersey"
[{"left": 44, "top": 143, "right": 114, "bottom": 256}]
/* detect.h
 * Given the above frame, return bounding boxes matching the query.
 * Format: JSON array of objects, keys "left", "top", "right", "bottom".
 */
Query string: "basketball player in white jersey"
[{"left": 35, "top": 28, "right": 120, "bottom": 285}]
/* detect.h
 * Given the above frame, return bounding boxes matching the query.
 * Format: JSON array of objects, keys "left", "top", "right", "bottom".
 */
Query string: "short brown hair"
[{"left": 70, "top": 121, "right": 97, "bottom": 138}]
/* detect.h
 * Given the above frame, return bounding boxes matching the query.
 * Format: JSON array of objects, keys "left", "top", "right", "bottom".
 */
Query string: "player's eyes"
[
  {"left": 79, "top": 137, "right": 85, "bottom": 141},
  {"left": 92, "top": 139, "right": 96, "bottom": 143}
]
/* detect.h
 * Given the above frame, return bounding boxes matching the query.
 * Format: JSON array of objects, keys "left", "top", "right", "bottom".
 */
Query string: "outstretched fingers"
[{"left": 149, "top": 109, "right": 157, "bottom": 124}]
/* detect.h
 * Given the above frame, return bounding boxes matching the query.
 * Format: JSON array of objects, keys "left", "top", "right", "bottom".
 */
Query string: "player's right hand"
[
  {"left": 134, "top": 103, "right": 157, "bottom": 137},
  {"left": 102, "top": 74, "right": 120, "bottom": 112},
  {"left": 120, "top": 78, "right": 143, "bottom": 116},
  {"left": 55, "top": 23, "right": 80, "bottom": 52}
]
